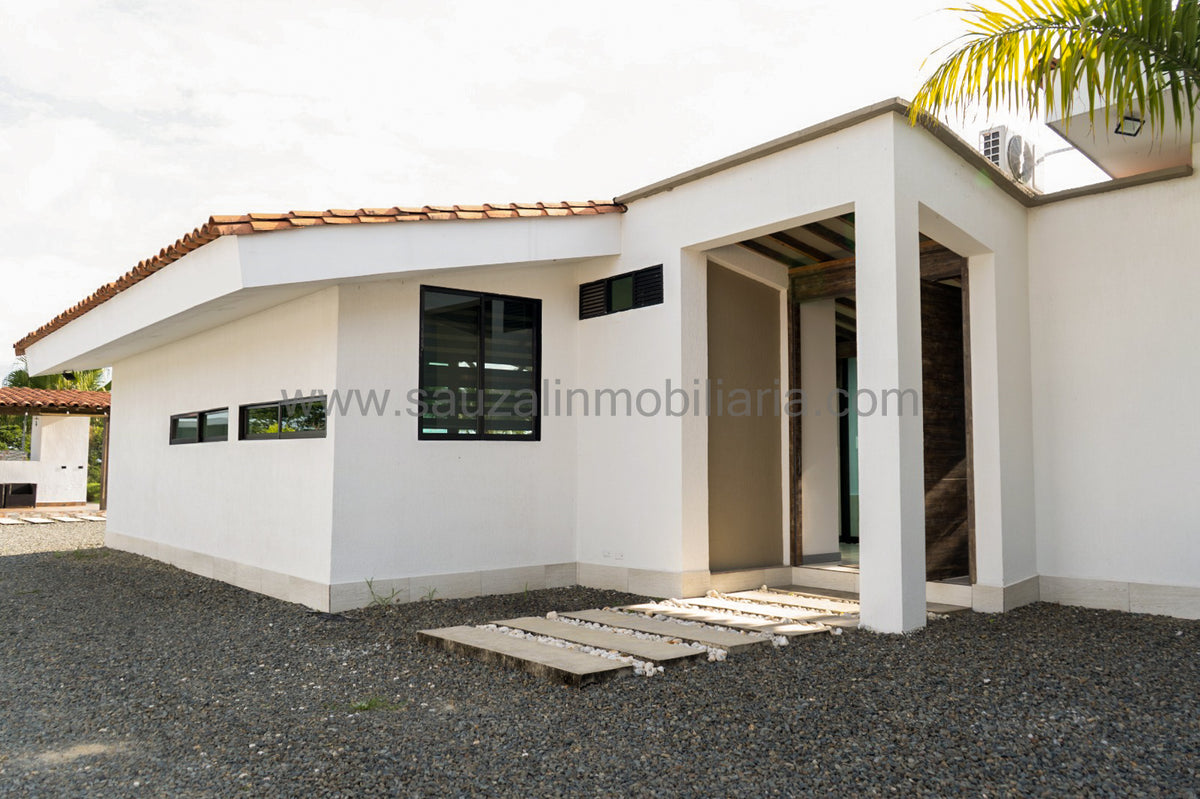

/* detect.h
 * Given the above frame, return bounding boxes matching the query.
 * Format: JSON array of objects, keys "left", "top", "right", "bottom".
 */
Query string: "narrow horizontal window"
[
  {"left": 202, "top": 408, "right": 229, "bottom": 442},
  {"left": 281, "top": 397, "right": 327, "bottom": 438},
  {"left": 169, "top": 413, "right": 200, "bottom": 445},
  {"left": 239, "top": 397, "right": 326, "bottom": 440},
  {"left": 579, "top": 264, "right": 663, "bottom": 319},
  {"left": 169, "top": 407, "right": 229, "bottom": 445}
]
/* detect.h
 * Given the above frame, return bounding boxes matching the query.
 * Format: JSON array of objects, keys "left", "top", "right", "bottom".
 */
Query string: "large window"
[
  {"left": 169, "top": 408, "right": 229, "bottom": 445},
  {"left": 419, "top": 286, "right": 540, "bottom": 440},
  {"left": 239, "top": 396, "right": 327, "bottom": 440}
]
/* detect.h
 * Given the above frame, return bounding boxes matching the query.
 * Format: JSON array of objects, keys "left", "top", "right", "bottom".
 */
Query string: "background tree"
[{"left": 911, "top": 0, "right": 1200, "bottom": 135}]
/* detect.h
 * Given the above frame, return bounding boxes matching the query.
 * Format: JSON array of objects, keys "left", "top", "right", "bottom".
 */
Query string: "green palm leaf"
[{"left": 912, "top": 0, "right": 1200, "bottom": 135}]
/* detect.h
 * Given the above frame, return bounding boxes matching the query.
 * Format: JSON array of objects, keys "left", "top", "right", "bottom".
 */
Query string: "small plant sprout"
[{"left": 364, "top": 578, "right": 402, "bottom": 607}]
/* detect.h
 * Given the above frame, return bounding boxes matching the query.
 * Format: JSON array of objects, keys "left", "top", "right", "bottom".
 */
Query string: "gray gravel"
[
  {"left": 0, "top": 519, "right": 104, "bottom": 556},
  {"left": 1, "top": 546, "right": 1197, "bottom": 797}
]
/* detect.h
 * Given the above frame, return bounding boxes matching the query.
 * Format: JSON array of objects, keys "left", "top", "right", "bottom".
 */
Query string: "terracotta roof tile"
[
  {"left": 0, "top": 387, "right": 110, "bottom": 414},
  {"left": 15, "top": 201, "right": 625, "bottom": 355}
]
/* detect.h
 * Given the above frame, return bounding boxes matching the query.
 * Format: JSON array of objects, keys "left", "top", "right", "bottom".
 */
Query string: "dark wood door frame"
[{"left": 787, "top": 245, "right": 976, "bottom": 582}]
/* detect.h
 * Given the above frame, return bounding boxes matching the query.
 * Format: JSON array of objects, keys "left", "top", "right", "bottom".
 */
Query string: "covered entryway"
[{"left": 711, "top": 213, "right": 974, "bottom": 583}]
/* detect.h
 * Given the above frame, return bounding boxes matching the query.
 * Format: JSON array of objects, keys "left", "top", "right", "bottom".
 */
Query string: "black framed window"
[
  {"left": 239, "top": 396, "right": 326, "bottom": 440},
  {"left": 579, "top": 264, "right": 663, "bottom": 319},
  {"left": 419, "top": 286, "right": 540, "bottom": 440},
  {"left": 169, "top": 408, "right": 229, "bottom": 445}
]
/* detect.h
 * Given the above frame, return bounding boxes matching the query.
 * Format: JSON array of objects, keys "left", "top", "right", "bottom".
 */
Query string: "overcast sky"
[{"left": 0, "top": 0, "right": 1105, "bottom": 376}]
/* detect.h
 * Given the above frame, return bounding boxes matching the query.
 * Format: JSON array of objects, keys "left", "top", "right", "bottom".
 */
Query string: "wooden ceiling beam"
[
  {"left": 790, "top": 241, "right": 966, "bottom": 302},
  {"left": 804, "top": 221, "right": 855, "bottom": 253},
  {"left": 769, "top": 231, "right": 831, "bottom": 262},
  {"left": 737, "top": 239, "right": 808, "bottom": 268}
]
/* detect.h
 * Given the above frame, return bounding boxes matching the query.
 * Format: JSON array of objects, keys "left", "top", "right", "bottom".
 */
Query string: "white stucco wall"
[
  {"left": 329, "top": 263, "right": 581, "bottom": 588},
  {"left": 106, "top": 288, "right": 339, "bottom": 596},
  {"left": 1029, "top": 157, "right": 1200, "bottom": 591},
  {"left": 0, "top": 415, "right": 91, "bottom": 504}
]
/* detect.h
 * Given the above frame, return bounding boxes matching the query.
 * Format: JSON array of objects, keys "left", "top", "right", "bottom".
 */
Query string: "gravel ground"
[
  {"left": 1, "top": 543, "right": 1198, "bottom": 797},
  {"left": 0, "top": 519, "right": 104, "bottom": 556}
]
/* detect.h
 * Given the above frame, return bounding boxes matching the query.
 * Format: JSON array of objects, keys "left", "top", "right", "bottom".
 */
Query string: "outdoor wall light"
[{"left": 1114, "top": 115, "right": 1144, "bottom": 137}]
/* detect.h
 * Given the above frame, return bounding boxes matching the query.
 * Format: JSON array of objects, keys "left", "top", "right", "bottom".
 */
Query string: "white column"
[
  {"left": 679, "top": 249, "right": 710, "bottom": 580},
  {"left": 799, "top": 299, "right": 841, "bottom": 563},
  {"left": 965, "top": 251, "right": 1038, "bottom": 611},
  {"left": 855, "top": 193, "right": 926, "bottom": 633}
]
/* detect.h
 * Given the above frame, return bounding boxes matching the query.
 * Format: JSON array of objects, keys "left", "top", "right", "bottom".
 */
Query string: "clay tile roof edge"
[
  {"left": 0, "top": 387, "right": 111, "bottom": 414},
  {"left": 15, "top": 201, "right": 625, "bottom": 356}
]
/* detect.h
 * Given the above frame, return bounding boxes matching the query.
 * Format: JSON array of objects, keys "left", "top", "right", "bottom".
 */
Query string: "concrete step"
[
  {"left": 495, "top": 617, "right": 707, "bottom": 664},
  {"left": 780, "top": 584, "right": 969, "bottom": 615},
  {"left": 417, "top": 625, "right": 631, "bottom": 687},
  {"left": 678, "top": 596, "right": 836, "bottom": 624},
  {"left": 730, "top": 589, "right": 860, "bottom": 615},
  {"left": 562, "top": 609, "right": 769, "bottom": 653},
  {"left": 622, "top": 602, "right": 830, "bottom": 637}
]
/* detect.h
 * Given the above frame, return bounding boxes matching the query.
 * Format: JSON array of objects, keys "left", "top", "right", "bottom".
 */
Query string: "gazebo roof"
[{"left": 0, "top": 387, "right": 111, "bottom": 415}]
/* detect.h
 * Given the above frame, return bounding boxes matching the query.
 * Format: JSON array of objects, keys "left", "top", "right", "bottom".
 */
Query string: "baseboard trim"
[
  {"left": 1040, "top": 575, "right": 1200, "bottom": 620},
  {"left": 105, "top": 531, "right": 330, "bottom": 611},
  {"left": 329, "top": 562, "right": 578, "bottom": 613},
  {"left": 102, "top": 535, "right": 1200, "bottom": 621},
  {"left": 972, "top": 575, "right": 1040, "bottom": 613}
]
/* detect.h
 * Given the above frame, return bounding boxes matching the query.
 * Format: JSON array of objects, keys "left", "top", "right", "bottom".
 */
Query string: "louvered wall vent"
[{"left": 579, "top": 265, "right": 663, "bottom": 319}]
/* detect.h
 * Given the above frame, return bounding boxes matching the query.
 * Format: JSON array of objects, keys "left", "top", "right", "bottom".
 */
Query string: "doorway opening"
[{"left": 730, "top": 215, "right": 974, "bottom": 582}]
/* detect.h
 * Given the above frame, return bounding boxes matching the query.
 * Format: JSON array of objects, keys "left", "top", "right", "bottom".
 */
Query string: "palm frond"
[{"left": 912, "top": 0, "right": 1200, "bottom": 135}]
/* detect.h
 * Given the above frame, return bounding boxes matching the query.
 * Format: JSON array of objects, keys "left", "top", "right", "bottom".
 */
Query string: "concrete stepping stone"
[
  {"left": 495, "top": 616, "right": 707, "bottom": 664},
  {"left": 730, "top": 589, "right": 860, "bottom": 615},
  {"left": 562, "top": 609, "right": 768, "bottom": 653},
  {"left": 48, "top": 515, "right": 83, "bottom": 523},
  {"left": 0, "top": 517, "right": 24, "bottom": 525},
  {"left": 683, "top": 596, "right": 860, "bottom": 629},
  {"left": 622, "top": 602, "right": 829, "bottom": 637},
  {"left": 76, "top": 515, "right": 107, "bottom": 522},
  {"left": 19, "top": 517, "right": 53, "bottom": 524},
  {"left": 417, "top": 625, "right": 631, "bottom": 687},
  {"left": 679, "top": 596, "right": 831, "bottom": 623}
]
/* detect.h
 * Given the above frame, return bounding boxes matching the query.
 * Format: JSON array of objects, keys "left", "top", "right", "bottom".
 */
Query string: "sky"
[{"left": 0, "top": 0, "right": 1107, "bottom": 376}]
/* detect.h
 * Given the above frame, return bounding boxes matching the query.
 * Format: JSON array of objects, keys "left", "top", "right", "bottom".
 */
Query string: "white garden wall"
[{"left": 0, "top": 415, "right": 91, "bottom": 504}]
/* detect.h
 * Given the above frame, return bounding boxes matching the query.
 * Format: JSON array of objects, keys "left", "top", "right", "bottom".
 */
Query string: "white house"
[
  {"left": 0, "top": 387, "right": 108, "bottom": 508},
  {"left": 16, "top": 99, "right": 1200, "bottom": 632}
]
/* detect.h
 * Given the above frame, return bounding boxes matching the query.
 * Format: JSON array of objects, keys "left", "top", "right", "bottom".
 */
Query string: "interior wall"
[
  {"left": 706, "top": 261, "right": 783, "bottom": 571},
  {"left": 798, "top": 299, "right": 841, "bottom": 562}
]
